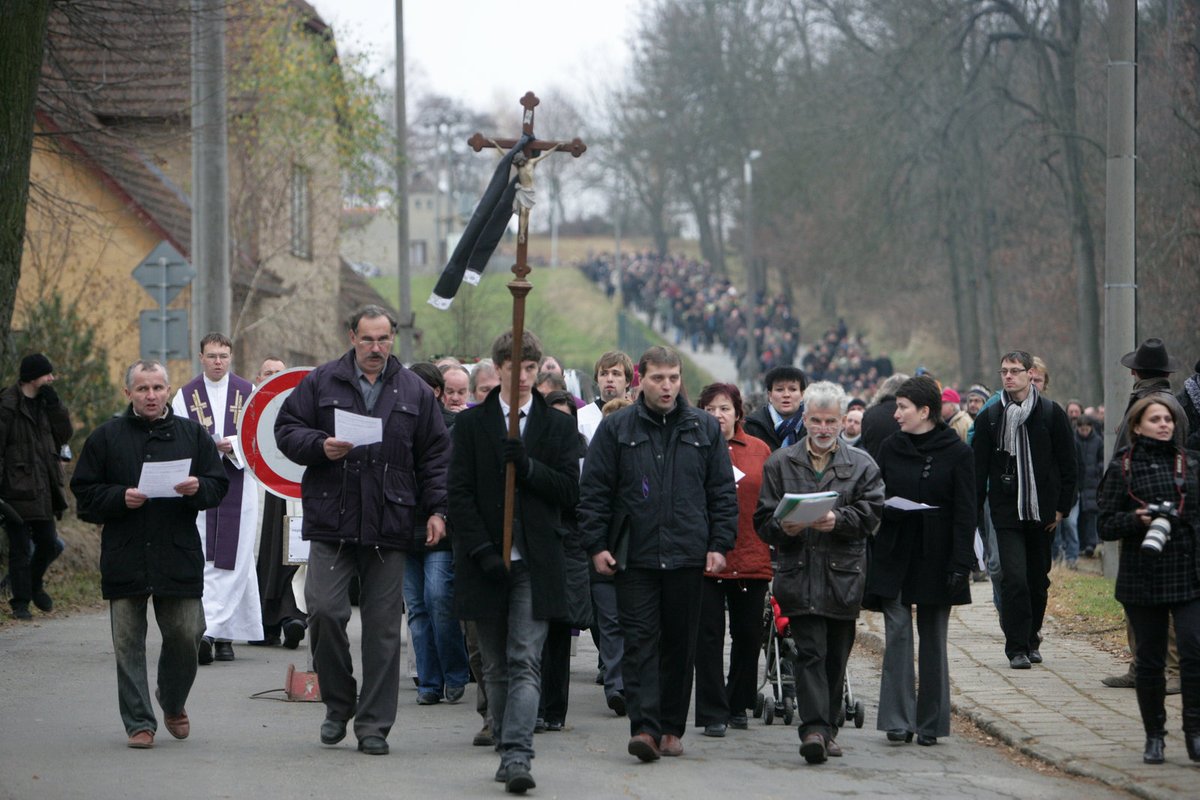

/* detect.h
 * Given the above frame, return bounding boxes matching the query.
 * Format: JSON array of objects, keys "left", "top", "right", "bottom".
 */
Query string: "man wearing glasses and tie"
[{"left": 275, "top": 305, "right": 451, "bottom": 757}]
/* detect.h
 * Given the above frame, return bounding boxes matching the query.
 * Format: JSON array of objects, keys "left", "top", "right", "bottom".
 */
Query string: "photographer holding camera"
[{"left": 1098, "top": 396, "right": 1200, "bottom": 765}]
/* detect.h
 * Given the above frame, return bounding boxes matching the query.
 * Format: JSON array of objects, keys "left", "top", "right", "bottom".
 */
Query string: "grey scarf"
[
  {"left": 1000, "top": 385, "right": 1040, "bottom": 522},
  {"left": 1186, "top": 375, "right": 1200, "bottom": 417}
]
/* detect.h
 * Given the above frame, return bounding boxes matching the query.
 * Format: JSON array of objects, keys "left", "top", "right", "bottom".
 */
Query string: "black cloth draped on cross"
[{"left": 427, "top": 132, "right": 533, "bottom": 310}]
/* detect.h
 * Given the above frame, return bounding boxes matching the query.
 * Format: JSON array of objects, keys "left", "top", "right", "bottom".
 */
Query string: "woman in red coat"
[{"left": 693, "top": 383, "right": 773, "bottom": 736}]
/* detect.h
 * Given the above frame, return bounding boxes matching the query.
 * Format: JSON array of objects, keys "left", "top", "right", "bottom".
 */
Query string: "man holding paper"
[
  {"left": 71, "top": 360, "right": 228, "bottom": 748},
  {"left": 754, "top": 381, "right": 884, "bottom": 765},
  {"left": 171, "top": 332, "right": 262, "bottom": 663},
  {"left": 275, "top": 304, "right": 451, "bottom": 757}
]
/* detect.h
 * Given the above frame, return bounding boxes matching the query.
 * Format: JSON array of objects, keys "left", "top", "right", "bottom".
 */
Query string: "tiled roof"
[{"left": 338, "top": 257, "right": 398, "bottom": 322}]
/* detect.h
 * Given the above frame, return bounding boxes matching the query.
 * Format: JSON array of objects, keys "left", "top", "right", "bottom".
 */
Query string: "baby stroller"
[
  {"left": 755, "top": 592, "right": 865, "bottom": 730},
  {"left": 754, "top": 593, "right": 795, "bottom": 725}
]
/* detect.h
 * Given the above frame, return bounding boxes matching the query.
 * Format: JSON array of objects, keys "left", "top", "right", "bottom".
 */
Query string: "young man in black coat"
[
  {"left": 972, "top": 350, "right": 1076, "bottom": 669},
  {"left": 71, "top": 360, "right": 228, "bottom": 748},
  {"left": 450, "top": 330, "right": 579, "bottom": 794}
]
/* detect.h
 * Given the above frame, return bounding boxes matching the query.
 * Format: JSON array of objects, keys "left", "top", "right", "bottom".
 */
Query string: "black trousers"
[
  {"left": 789, "top": 614, "right": 856, "bottom": 741},
  {"left": 993, "top": 520, "right": 1052, "bottom": 658},
  {"left": 615, "top": 566, "right": 703, "bottom": 740},
  {"left": 1126, "top": 599, "right": 1200, "bottom": 683},
  {"left": 694, "top": 578, "right": 767, "bottom": 726},
  {"left": 538, "top": 621, "right": 572, "bottom": 723},
  {"left": 6, "top": 518, "right": 59, "bottom": 607}
]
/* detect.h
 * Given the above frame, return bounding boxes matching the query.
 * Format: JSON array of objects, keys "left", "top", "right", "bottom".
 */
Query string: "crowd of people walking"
[{"left": 6, "top": 298, "right": 1200, "bottom": 790}]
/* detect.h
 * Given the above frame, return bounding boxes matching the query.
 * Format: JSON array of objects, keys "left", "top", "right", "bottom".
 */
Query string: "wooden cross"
[
  {"left": 468, "top": 91, "right": 586, "bottom": 567},
  {"left": 189, "top": 389, "right": 213, "bottom": 431}
]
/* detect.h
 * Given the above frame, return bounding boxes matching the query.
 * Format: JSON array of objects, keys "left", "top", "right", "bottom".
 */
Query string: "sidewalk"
[{"left": 858, "top": 584, "right": 1197, "bottom": 800}]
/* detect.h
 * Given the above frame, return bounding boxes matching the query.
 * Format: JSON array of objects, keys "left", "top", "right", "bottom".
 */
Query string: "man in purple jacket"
[{"left": 275, "top": 305, "right": 451, "bottom": 756}]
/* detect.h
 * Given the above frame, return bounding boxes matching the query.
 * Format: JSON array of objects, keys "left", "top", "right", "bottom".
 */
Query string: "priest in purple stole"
[{"left": 171, "top": 333, "right": 263, "bottom": 662}]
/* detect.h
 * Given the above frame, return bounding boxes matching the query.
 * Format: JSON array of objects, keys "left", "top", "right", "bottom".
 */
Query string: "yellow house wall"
[{"left": 19, "top": 134, "right": 193, "bottom": 398}]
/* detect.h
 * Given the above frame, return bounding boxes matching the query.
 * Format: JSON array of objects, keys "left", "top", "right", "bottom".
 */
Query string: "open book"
[{"left": 773, "top": 491, "right": 839, "bottom": 525}]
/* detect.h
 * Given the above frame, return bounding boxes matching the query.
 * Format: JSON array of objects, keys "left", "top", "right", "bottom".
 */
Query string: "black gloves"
[
  {"left": 38, "top": 385, "right": 60, "bottom": 408},
  {"left": 475, "top": 546, "right": 509, "bottom": 583},
  {"left": 946, "top": 571, "right": 969, "bottom": 594},
  {"left": 502, "top": 438, "right": 532, "bottom": 477}
]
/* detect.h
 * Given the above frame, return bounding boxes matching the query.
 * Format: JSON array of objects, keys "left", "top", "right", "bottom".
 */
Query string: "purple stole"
[{"left": 182, "top": 373, "right": 253, "bottom": 570}]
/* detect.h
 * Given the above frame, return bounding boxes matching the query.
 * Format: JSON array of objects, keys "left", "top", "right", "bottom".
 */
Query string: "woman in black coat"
[
  {"left": 864, "top": 376, "right": 976, "bottom": 746},
  {"left": 1098, "top": 397, "right": 1200, "bottom": 765}
]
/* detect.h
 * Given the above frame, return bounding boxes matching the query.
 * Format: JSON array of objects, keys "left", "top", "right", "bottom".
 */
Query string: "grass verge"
[{"left": 1045, "top": 564, "right": 1127, "bottom": 655}]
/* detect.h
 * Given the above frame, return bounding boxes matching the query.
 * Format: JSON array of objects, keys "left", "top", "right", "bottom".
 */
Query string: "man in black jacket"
[
  {"left": 580, "top": 346, "right": 738, "bottom": 763},
  {"left": 743, "top": 365, "right": 807, "bottom": 451},
  {"left": 275, "top": 305, "right": 451, "bottom": 757},
  {"left": 71, "top": 360, "right": 228, "bottom": 748},
  {"left": 973, "top": 350, "right": 1076, "bottom": 669},
  {"left": 449, "top": 330, "right": 579, "bottom": 794},
  {"left": 0, "top": 353, "right": 72, "bottom": 620}
]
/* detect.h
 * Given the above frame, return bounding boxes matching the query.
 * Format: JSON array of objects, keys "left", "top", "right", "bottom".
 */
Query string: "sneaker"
[
  {"left": 1102, "top": 671, "right": 1136, "bottom": 688},
  {"left": 729, "top": 714, "right": 749, "bottom": 730},
  {"left": 445, "top": 685, "right": 465, "bottom": 704},
  {"left": 534, "top": 717, "right": 546, "bottom": 734},
  {"left": 11, "top": 603, "right": 32, "bottom": 621},
  {"left": 32, "top": 590, "right": 53, "bottom": 612},
  {"left": 416, "top": 691, "right": 441, "bottom": 705}
]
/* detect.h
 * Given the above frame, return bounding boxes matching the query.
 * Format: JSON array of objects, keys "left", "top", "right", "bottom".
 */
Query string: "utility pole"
[
  {"left": 1102, "top": 0, "right": 1136, "bottom": 579},
  {"left": 743, "top": 150, "right": 761, "bottom": 385},
  {"left": 394, "top": 0, "right": 413, "bottom": 362},
  {"left": 191, "top": 0, "right": 231, "bottom": 370}
]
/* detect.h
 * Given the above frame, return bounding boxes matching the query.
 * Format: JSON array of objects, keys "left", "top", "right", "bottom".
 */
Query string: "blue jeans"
[
  {"left": 110, "top": 595, "right": 205, "bottom": 735},
  {"left": 1052, "top": 503, "right": 1080, "bottom": 563},
  {"left": 474, "top": 562, "right": 548, "bottom": 768},
  {"left": 403, "top": 550, "right": 470, "bottom": 695}
]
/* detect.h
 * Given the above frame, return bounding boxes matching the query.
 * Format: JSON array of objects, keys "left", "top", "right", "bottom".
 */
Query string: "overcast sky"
[{"left": 310, "top": 0, "right": 640, "bottom": 115}]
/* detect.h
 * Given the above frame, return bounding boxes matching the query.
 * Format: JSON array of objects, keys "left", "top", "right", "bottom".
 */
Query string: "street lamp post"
[{"left": 743, "top": 149, "right": 762, "bottom": 387}]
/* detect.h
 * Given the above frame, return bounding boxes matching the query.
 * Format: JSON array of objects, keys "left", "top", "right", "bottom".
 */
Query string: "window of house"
[
  {"left": 410, "top": 240, "right": 427, "bottom": 267},
  {"left": 290, "top": 164, "right": 312, "bottom": 259}
]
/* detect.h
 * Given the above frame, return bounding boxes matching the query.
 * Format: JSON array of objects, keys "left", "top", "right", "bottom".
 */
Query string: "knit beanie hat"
[
  {"left": 967, "top": 384, "right": 991, "bottom": 401},
  {"left": 941, "top": 388, "right": 961, "bottom": 405},
  {"left": 19, "top": 353, "right": 54, "bottom": 383}
]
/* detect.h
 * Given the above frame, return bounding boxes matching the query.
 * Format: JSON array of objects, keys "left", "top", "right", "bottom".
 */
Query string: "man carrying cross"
[
  {"left": 171, "top": 332, "right": 263, "bottom": 663},
  {"left": 449, "top": 329, "right": 579, "bottom": 793}
]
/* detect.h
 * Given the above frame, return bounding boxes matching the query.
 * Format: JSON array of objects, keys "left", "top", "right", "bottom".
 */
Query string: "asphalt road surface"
[{"left": 0, "top": 608, "right": 1130, "bottom": 800}]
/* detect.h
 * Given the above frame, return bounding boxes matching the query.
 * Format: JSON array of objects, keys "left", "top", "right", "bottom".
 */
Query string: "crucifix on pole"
[{"left": 467, "top": 91, "right": 586, "bottom": 567}]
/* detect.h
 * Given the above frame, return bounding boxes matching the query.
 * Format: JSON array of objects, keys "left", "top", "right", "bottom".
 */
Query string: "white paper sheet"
[
  {"left": 137, "top": 458, "right": 192, "bottom": 498},
  {"left": 732, "top": 465, "right": 746, "bottom": 484},
  {"left": 285, "top": 516, "right": 309, "bottom": 564},
  {"left": 884, "top": 496, "right": 939, "bottom": 512},
  {"left": 334, "top": 409, "right": 383, "bottom": 447}
]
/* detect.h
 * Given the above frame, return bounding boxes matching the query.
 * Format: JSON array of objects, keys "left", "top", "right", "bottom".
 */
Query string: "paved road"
[{"left": 1, "top": 607, "right": 1128, "bottom": 800}]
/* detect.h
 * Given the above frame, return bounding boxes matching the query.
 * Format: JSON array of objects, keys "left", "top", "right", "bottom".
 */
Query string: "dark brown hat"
[{"left": 1119, "top": 338, "right": 1181, "bottom": 373}]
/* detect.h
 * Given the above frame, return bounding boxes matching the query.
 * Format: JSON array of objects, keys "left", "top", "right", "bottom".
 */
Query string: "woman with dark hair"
[
  {"left": 865, "top": 375, "right": 976, "bottom": 746},
  {"left": 535, "top": 390, "right": 592, "bottom": 732},
  {"left": 693, "top": 382, "right": 773, "bottom": 736},
  {"left": 1098, "top": 397, "right": 1200, "bottom": 764}
]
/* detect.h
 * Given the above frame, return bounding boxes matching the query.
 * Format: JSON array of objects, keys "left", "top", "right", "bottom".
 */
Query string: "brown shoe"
[
  {"left": 825, "top": 738, "right": 843, "bottom": 757},
  {"left": 627, "top": 733, "right": 661, "bottom": 762},
  {"left": 163, "top": 709, "right": 190, "bottom": 739},
  {"left": 659, "top": 734, "right": 683, "bottom": 757},
  {"left": 799, "top": 732, "right": 827, "bottom": 764},
  {"left": 127, "top": 730, "right": 155, "bottom": 749}
]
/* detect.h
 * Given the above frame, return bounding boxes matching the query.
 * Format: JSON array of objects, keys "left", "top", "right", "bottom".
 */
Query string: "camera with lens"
[{"left": 1141, "top": 501, "right": 1179, "bottom": 555}]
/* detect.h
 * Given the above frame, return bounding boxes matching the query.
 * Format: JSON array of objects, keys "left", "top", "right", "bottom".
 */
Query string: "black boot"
[
  {"left": 1135, "top": 680, "right": 1167, "bottom": 764},
  {"left": 1182, "top": 679, "right": 1200, "bottom": 762}
]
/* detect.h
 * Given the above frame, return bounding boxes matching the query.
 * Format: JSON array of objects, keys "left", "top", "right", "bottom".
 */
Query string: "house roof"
[
  {"left": 338, "top": 257, "right": 398, "bottom": 323},
  {"left": 34, "top": 0, "right": 334, "bottom": 299}
]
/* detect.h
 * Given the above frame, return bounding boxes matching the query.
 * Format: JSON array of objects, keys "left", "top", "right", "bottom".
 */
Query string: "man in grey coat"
[{"left": 754, "top": 381, "right": 884, "bottom": 765}]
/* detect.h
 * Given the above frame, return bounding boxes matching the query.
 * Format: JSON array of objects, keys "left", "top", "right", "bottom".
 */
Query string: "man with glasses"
[
  {"left": 172, "top": 333, "right": 262, "bottom": 664},
  {"left": 275, "top": 305, "right": 451, "bottom": 756},
  {"left": 972, "top": 351, "right": 1076, "bottom": 670}
]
